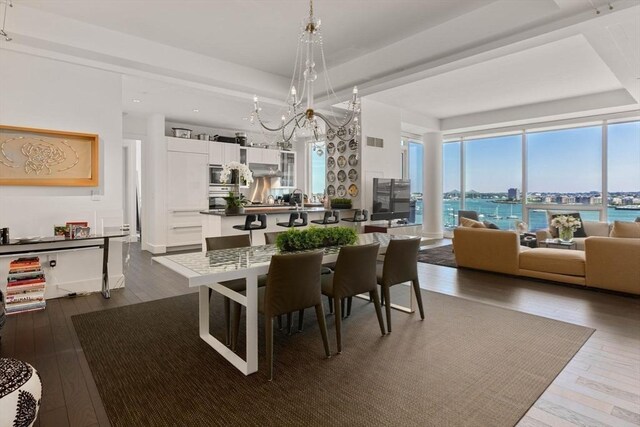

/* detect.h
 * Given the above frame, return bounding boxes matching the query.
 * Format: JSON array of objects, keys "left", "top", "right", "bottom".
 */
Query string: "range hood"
[{"left": 249, "top": 162, "right": 283, "bottom": 178}]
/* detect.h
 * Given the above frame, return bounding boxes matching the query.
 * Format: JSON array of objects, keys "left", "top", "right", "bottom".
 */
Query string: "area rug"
[
  {"left": 72, "top": 291, "right": 593, "bottom": 426},
  {"left": 417, "top": 244, "right": 457, "bottom": 268}
]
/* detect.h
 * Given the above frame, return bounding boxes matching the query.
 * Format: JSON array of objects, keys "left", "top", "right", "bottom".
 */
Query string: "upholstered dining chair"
[
  {"left": 235, "top": 251, "right": 331, "bottom": 380},
  {"left": 321, "top": 243, "right": 385, "bottom": 353},
  {"left": 264, "top": 231, "right": 284, "bottom": 245},
  {"left": 377, "top": 237, "right": 424, "bottom": 332},
  {"left": 205, "top": 234, "right": 264, "bottom": 347}
]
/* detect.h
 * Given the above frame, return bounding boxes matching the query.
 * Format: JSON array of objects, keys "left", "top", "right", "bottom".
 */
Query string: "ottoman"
[{"left": 0, "top": 358, "right": 42, "bottom": 427}]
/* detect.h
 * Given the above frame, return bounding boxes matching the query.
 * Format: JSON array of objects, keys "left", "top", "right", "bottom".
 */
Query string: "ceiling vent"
[{"left": 366, "top": 136, "right": 384, "bottom": 148}]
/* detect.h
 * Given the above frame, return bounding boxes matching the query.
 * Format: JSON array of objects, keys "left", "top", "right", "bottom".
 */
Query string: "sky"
[{"left": 442, "top": 121, "right": 640, "bottom": 193}]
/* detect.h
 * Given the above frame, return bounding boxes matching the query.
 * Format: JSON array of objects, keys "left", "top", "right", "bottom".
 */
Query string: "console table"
[{"left": 0, "top": 233, "right": 128, "bottom": 299}]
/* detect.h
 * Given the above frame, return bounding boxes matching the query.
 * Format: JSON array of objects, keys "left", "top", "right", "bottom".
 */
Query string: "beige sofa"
[
  {"left": 536, "top": 220, "right": 610, "bottom": 250},
  {"left": 453, "top": 227, "right": 640, "bottom": 295}
]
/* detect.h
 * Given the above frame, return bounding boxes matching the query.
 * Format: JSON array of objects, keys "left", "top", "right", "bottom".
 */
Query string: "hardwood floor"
[{"left": 1, "top": 241, "right": 638, "bottom": 427}]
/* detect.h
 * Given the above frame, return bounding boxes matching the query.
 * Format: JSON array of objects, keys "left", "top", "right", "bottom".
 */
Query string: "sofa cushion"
[
  {"left": 548, "top": 211, "right": 586, "bottom": 238},
  {"left": 460, "top": 217, "right": 486, "bottom": 228},
  {"left": 483, "top": 220, "right": 500, "bottom": 229},
  {"left": 583, "top": 221, "right": 610, "bottom": 237},
  {"left": 519, "top": 248, "right": 586, "bottom": 277},
  {"left": 610, "top": 221, "right": 640, "bottom": 238}
]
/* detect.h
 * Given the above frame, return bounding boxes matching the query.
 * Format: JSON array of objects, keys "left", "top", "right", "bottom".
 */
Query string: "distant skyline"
[{"left": 443, "top": 121, "right": 640, "bottom": 193}]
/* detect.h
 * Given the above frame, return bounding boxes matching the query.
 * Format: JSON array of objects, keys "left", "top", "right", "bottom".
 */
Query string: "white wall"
[
  {"left": 0, "top": 49, "right": 124, "bottom": 298},
  {"left": 359, "top": 98, "right": 403, "bottom": 211}
]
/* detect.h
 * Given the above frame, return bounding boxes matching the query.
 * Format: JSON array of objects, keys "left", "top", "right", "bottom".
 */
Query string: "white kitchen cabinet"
[
  {"left": 245, "top": 147, "right": 279, "bottom": 165},
  {"left": 209, "top": 141, "right": 240, "bottom": 165},
  {"left": 167, "top": 146, "right": 208, "bottom": 247},
  {"left": 280, "top": 151, "right": 296, "bottom": 187},
  {"left": 168, "top": 137, "right": 208, "bottom": 154}
]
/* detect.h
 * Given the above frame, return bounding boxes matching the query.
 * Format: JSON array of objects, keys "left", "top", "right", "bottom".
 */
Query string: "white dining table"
[{"left": 153, "top": 232, "right": 420, "bottom": 375}]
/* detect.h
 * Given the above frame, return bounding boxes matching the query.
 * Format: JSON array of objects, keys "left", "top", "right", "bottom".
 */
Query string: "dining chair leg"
[
  {"left": 380, "top": 287, "right": 385, "bottom": 306},
  {"left": 383, "top": 285, "right": 392, "bottom": 333},
  {"left": 346, "top": 297, "right": 353, "bottom": 317},
  {"left": 297, "top": 309, "right": 304, "bottom": 332},
  {"left": 327, "top": 297, "right": 334, "bottom": 314},
  {"left": 277, "top": 315, "right": 283, "bottom": 330},
  {"left": 334, "top": 297, "right": 342, "bottom": 354},
  {"left": 266, "top": 315, "right": 274, "bottom": 381},
  {"left": 370, "top": 290, "right": 386, "bottom": 335},
  {"left": 341, "top": 298, "right": 346, "bottom": 319},
  {"left": 287, "top": 312, "right": 293, "bottom": 335},
  {"left": 224, "top": 297, "right": 231, "bottom": 346},
  {"left": 412, "top": 279, "right": 425, "bottom": 320},
  {"left": 314, "top": 304, "right": 331, "bottom": 358}
]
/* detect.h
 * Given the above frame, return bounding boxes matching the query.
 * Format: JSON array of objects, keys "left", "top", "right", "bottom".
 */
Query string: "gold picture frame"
[{"left": 0, "top": 125, "right": 99, "bottom": 187}]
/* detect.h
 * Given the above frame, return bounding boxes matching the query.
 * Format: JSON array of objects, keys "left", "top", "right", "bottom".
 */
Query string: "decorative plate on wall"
[
  {"left": 337, "top": 185, "right": 347, "bottom": 197},
  {"left": 348, "top": 154, "right": 358, "bottom": 167},
  {"left": 326, "top": 142, "right": 336, "bottom": 156},
  {"left": 326, "top": 170, "right": 336, "bottom": 183},
  {"left": 337, "top": 140, "right": 346, "bottom": 153},
  {"left": 327, "top": 185, "right": 336, "bottom": 196},
  {"left": 327, "top": 156, "right": 336, "bottom": 169},
  {"left": 349, "top": 139, "right": 358, "bottom": 151},
  {"left": 348, "top": 169, "right": 358, "bottom": 182},
  {"left": 337, "top": 170, "right": 347, "bottom": 182},
  {"left": 337, "top": 156, "right": 347, "bottom": 168},
  {"left": 348, "top": 184, "right": 359, "bottom": 197}
]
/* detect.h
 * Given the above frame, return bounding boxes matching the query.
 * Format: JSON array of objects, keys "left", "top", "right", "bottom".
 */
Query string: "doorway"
[{"left": 123, "top": 139, "right": 142, "bottom": 241}]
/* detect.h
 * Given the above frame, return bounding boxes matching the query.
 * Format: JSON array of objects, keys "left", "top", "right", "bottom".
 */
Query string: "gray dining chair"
[{"left": 377, "top": 237, "right": 424, "bottom": 332}]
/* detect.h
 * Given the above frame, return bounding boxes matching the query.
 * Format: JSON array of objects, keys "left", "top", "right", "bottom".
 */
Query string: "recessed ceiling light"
[
  {"left": 132, "top": 99, "right": 141, "bottom": 103},
  {"left": 193, "top": 108, "right": 200, "bottom": 113}
]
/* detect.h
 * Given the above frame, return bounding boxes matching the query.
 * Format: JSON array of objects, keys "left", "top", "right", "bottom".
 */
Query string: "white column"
[
  {"left": 422, "top": 132, "right": 443, "bottom": 239},
  {"left": 141, "top": 113, "right": 168, "bottom": 254}
]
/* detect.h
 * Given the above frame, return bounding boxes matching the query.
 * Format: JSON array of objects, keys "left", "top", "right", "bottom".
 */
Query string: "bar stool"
[
  {"left": 277, "top": 212, "right": 308, "bottom": 228},
  {"left": 310, "top": 210, "right": 340, "bottom": 226},
  {"left": 232, "top": 214, "right": 267, "bottom": 244}
]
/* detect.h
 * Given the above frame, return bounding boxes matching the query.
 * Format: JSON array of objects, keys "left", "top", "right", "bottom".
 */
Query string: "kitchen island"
[{"left": 200, "top": 207, "right": 356, "bottom": 250}]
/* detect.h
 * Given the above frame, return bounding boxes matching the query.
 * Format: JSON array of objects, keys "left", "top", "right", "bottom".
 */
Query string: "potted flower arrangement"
[
  {"left": 220, "top": 162, "right": 254, "bottom": 214},
  {"left": 550, "top": 215, "right": 582, "bottom": 242}
]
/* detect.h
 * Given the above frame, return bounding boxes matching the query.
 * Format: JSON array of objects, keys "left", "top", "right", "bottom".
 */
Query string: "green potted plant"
[
  {"left": 223, "top": 191, "right": 249, "bottom": 215},
  {"left": 275, "top": 226, "right": 357, "bottom": 251},
  {"left": 330, "top": 198, "right": 352, "bottom": 209}
]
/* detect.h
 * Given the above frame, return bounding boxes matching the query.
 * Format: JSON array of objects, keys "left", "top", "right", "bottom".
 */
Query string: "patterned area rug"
[
  {"left": 417, "top": 244, "right": 457, "bottom": 268},
  {"left": 72, "top": 290, "right": 593, "bottom": 426}
]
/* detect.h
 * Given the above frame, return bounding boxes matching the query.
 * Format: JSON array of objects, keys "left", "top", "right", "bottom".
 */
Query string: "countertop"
[{"left": 200, "top": 206, "right": 353, "bottom": 217}]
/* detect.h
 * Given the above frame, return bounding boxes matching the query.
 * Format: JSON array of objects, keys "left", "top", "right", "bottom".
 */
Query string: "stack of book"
[{"left": 5, "top": 257, "right": 46, "bottom": 314}]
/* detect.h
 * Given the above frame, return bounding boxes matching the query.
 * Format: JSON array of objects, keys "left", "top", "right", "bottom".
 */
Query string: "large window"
[
  {"left": 527, "top": 126, "right": 602, "bottom": 204},
  {"left": 408, "top": 141, "right": 424, "bottom": 224},
  {"left": 443, "top": 118, "right": 640, "bottom": 232},
  {"left": 465, "top": 135, "right": 522, "bottom": 229},
  {"left": 443, "top": 141, "right": 461, "bottom": 228},
  {"left": 310, "top": 146, "right": 326, "bottom": 197},
  {"left": 608, "top": 121, "right": 640, "bottom": 223}
]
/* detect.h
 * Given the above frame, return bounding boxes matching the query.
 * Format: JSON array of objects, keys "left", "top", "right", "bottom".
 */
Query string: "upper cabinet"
[
  {"left": 280, "top": 151, "right": 296, "bottom": 188},
  {"left": 245, "top": 147, "right": 280, "bottom": 165},
  {"left": 209, "top": 141, "right": 239, "bottom": 165}
]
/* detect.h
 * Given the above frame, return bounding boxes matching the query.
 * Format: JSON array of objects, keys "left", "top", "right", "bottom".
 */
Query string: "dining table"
[{"left": 152, "top": 232, "right": 421, "bottom": 375}]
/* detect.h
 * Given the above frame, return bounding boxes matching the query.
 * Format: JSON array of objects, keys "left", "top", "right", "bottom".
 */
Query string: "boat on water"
[
  {"left": 507, "top": 204, "right": 519, "bottom": 219},
  {"left": 614, "top": 205, "right": 640, "bottom": 211},
  {"left": 487, "top": 207, "right": 502, "bottom": 219}
]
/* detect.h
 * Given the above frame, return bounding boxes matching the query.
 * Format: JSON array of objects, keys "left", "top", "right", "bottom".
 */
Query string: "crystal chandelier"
[{"left": 250, "top": 0, "right": 360, "bottom": 153}]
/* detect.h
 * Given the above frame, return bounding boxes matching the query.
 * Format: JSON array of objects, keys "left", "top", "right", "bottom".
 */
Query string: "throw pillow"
[
  {"left": 610, "top": 221, "right": 640, "bottom": 238},
  {"left": 460, "top": 217, "right": 486, "bottom": 228},
  {"left": 483, "top": 221, "right": 500, "bottom": 229},
  {"left": 548, "top": 212, "right": 586, "bottom": 238}
]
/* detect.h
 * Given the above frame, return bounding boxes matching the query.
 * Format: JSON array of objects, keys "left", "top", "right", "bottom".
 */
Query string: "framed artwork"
[
  {"left": 0, "top": 125, "right": 99, "bottom": 186},
  {"left": 66, "top": 221, "right": 88, "bottom": 239}
]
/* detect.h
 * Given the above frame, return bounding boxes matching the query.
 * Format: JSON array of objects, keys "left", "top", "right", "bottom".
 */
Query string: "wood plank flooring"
[{"left": 1, "top": 241, "right": 638, "bottom": 427}]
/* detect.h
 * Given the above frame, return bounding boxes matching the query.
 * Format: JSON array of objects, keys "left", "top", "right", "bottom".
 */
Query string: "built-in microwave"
[{"left": 209, "top": 164, "right": 238, "bottom": 186}]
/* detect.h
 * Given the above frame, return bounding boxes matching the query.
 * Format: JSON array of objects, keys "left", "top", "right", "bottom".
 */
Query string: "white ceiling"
[
  {"left": 13, "top": 0, "right": 640, "bottom": 132},
  {"left": 368, "top": 35, "right": 623, "bottom": 118},
  {"left": 19, "top": 0, "right": 493, "bottom": 77}
]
